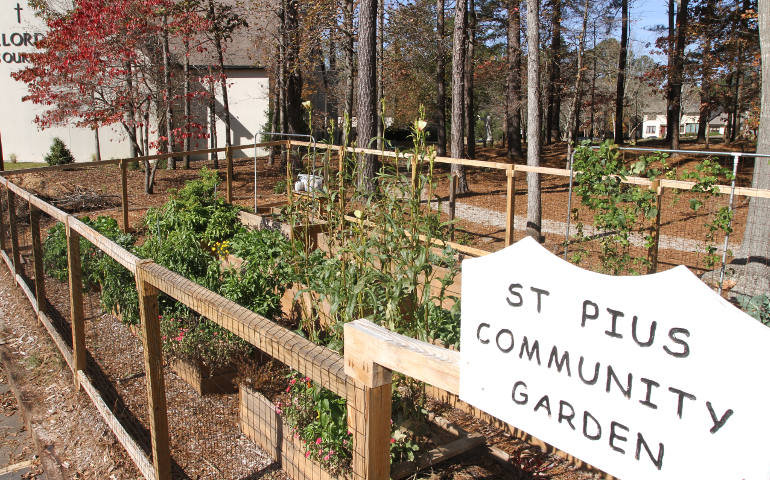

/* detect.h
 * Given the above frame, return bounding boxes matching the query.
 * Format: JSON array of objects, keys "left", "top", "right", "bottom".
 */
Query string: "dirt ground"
[{"left": 0, "top": 138, "right": 758, "bottom": 479}]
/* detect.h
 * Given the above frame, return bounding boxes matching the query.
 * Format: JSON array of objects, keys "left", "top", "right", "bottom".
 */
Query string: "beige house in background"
[{"left": 642, "top": 112, "right": 733, "bottom": 139}]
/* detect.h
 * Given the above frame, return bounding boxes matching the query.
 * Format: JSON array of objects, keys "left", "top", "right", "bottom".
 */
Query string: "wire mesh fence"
[{"left": 0, "top": 141, "right": 768, "bottom": 480}]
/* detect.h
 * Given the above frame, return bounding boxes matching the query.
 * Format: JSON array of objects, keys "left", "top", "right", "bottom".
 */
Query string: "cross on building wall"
[{"left": 15, "top": 3, "right": 23, "bottom": 23}]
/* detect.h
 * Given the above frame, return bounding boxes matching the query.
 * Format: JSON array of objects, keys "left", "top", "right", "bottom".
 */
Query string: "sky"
[{"left": 629, "top": 2, "right": 670, "bottom": 59}]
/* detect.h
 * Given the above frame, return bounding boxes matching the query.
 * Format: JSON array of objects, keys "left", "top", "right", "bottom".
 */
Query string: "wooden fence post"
[
  {"left": 66, "top": 218, "right": 86, "bottom": 389},
  {"left": 286, "top": 140, "right": 293, "bottom": 204},
  {"left": 648, "top": 181, "right": 663, "bottom": 274},
  {"left": 344, "top": 323, "right": 392, "bottom": 480},
  {"left": 225, "top": 145, "right": 233, "bottom": 204},
  {"left": 135, "top": 261, "right": 171, "bottom": 480},
  {"left": 6, "top": 189, "right": 21, "bottom": 275},
  {"left": 29, "top": 205, "right": 46, "bottom": 314},
  {"left": 505, "top": 167, "right": 516, "bottom": 246},
  {"left": 120, "top": 159, "right": 129, "bottom": 232},
  {"left": 0, "top": 185, "right": 6, "bottom": 252},
  {"left": 449, "top": 174, "right": 457, "bottom": 240}
]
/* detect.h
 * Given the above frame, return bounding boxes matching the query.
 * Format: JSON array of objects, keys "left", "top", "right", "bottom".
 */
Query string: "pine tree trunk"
[
  {"left": 343, "top": 0, "right": 355, "bottom": 145},
  {"left": 464, "top": 0, "right": 476, "bottom": 159},
  {"left": 356, "top": 0, "right": 379, "bottom": 193},
  {"left": 670, "top": 0, "right": 688, "bottom": 150},
  {"left": 548, "top": 0, "right": 562, "bottom": 143},
  {"left": 162, "top": 14, "right": 175, "bottom": 169},
  {"left": 734, "top": 0, "right": 770, "bottom": 296},
  {"left": 436, "top": 0, "right": 447, "bottom": 156},
  {"left": 285, "top": 0, "right": 304, "bottom": 135},
  {"left": 208, "top": 0, "right": 232, "bottom": 151},
  {"left": 666, "top": 0, "right": 675, "bottom": 144},
  {"left": 506, "top": 0, "right": 523, "bottom": 161},
  {"left": 376, "top": 0, "right": 384, "bottom": 149},
  {"left": 614, "top": 0, "right": 628, "bottom": 144},
  {"left": 450, "top": 0, "right": 468, "bottom": 193},
  {"left": 589, "top": 21, "right": 596, "bottom": 139},
  {"left": 526, "top": 0, "right": 542, "bottom": 241}
]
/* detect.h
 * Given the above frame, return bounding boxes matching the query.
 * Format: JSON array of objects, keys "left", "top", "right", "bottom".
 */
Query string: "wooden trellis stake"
[
  {"left": 449, "top": 174, "right": 457, "bottom": 240},
  {"left": 648, "top": 180, "right": 663, "bottom": 274},
  {"left": 120, "top": 159, "right": 129, "bottom": 232},
  {"left": 29, "top": 205, "right": 46, "bottom": 314},
  {"left": 135, "top": 261, "right": 171, "bottom": 480},
  {"left": 226, "top": 145, "right": 234, "bottom": 204},
  {"left": 505, "top": 167, "right": 516, "bottom": 246},
  {"left": 66, "top": 217, "right": 86, "bottom": 389},
  {"left": 6, "top": 189, "right": 20, "bottom": 275}
]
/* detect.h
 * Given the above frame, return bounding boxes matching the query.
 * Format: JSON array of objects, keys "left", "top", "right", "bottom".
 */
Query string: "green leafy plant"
[
  {"left": 281, "top": 373, "right": 352, "bottom": 476},
  {"left": 571, "top": 141, "right": 665, "bottom": 275},
  {"left": 160, "top": 308, "right": 252, "bottom": 368},
  {"left": 736, "top": 294, "right": 770, "bottom": 326},
  {"left": 44, "top": 137, "right": 75, "bottom": 166},
  {"left": 680, "top": 157, "right": 735, "bottom": 268}
]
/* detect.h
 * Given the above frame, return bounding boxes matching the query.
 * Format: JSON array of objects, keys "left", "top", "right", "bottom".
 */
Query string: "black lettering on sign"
[
  {"left": 519, "top": 336, "right": 541, "bottom": 365},
  {"left": 668, "top": 386, "right": 696, "bottom": 419},
  {"left": 706, "top": 401, "right": 734, "bottom": 434},
  {"left": 635, "top": 433, "right": 664, "bottom": 470},
  {"left": 663, "top": 327, "right": 690, "bottom": 358},
  {"left": 639, "top": 377, "right": 660, "bottom": 410},
  {"left": 506, "top": 284, "right": 523, "bottom": 307},
  {"left": 534, "top": 395, "right": 552, "bottom": 417},
  {"left": 606, "top": 365, "right": 632, "bottom": 399},
  {"left": 548, "top": 346, "right": 571, "bottom": 377},
  {"left": 581, "top": 300, "right": 599, "bottom": 327},
  {"left": 529, "top": 286, "right": 550, "bottom": 313},
  {"left": 604, "top": 308, "right": 624, "bottom": 339},
  {"left": 496, "top": 329, "right": 514, "bottom": 353},
  {"left": 512, "top": 381, "right": 528, "bottom": 405},
  {"left": 558, "top": 400, "right": 576, "bottom": 430},
  {"left": 632, "top": 315, "right": 657, "bottom": 347},
  {"left": 609, "top": 421, "right": 629, "bottom": 454},
  {"left": 582, "top": 411, "right": 602, "bottom": 440},
  {"left": 578, "top": 356, "right": 600, "bottom": 386},
  {"left": 476, "top": 323, "right": 490, "bottom": 344}
]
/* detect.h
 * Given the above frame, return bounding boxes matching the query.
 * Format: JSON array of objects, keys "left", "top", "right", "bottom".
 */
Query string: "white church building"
[{"left": 1, "top": 0, "right": 270, "bottom": 164}]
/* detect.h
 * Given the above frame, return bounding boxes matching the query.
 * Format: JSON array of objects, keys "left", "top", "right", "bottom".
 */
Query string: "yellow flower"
[{"left": 353, "top": 210, "right": 362, "bottom": 219}]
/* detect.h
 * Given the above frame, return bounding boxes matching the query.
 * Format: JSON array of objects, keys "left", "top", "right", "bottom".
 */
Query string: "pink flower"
[
  {"left": 294, "top": 433, "right": 300, "bottom": 440},
  {"left": 390, "top": 438, "right": 396, "bottom": 444},
  {"left": 305, "top": 451, "right": 311, "bottom": 458},
  {"left": 323, "top": 454, "right": 330, "bottom": 461},
  {"left": 290, "top": 378, "right": 296, "bottom": 385},
  {"left": 286, "top": 386, "right": 291, "bottom": 392},
  {"left": 347, "top": 430, "right": 352, "bottom": 436},
  {"left": 328, "top": 449, "right": 335, "bottom": 455},
  {"left": 275, "top": 407, "right": 282, "bottom": 414},
  {"left": 315, "top": 437, "right": 322, "bottom": 445}
]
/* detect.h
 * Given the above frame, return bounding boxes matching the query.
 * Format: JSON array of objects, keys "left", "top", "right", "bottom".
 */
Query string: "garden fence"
[{"left": 0, "top": 140, "right": 768, "bottom": 480}]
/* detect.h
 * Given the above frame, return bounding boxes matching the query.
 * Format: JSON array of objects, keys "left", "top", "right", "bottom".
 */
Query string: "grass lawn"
[{"left": 2, "top": 161, "right": 46, "bottom": 171}]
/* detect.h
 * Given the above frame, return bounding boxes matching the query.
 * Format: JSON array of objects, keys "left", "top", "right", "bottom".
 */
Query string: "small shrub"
[
  {"left": 9, "top": 153, "right": 17, "bottom": 164},
  {"left": 44, "top": 137, "right": 75, "bottom": 166},
  {"left": 274, "top": 179, "right": 287, "bottom": 194}
]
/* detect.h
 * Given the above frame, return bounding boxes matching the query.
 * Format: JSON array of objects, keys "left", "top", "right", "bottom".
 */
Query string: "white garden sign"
[{"left": 460, "top": 236, "right": 770, "bottom": 480}]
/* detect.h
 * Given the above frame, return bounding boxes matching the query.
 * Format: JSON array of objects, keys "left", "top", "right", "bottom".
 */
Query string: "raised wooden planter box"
[
  {"left": 239, "top": 385, "right": 349, "bottom": 480},
  {"left": 239, "top": 384, "right": 483, "bottom": 480},
  {"left": 171, "top": 358, "right": 237, "bottom": 395},
  {"left": 238, "top": 210, "right": 327, "bottom": 251}
]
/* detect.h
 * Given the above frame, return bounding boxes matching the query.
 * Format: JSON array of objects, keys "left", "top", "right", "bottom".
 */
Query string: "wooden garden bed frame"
[{"left": 1, "top": 141, "right": 769, "bottom": 480}]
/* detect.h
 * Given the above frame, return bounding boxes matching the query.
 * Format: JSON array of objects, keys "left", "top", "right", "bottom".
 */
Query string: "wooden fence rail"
[{"left": 0, "top": 173, "right": 357, "bottom": 480}]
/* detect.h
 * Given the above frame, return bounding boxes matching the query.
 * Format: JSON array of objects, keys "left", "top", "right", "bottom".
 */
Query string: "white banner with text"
[{"left": 460, "top": 237, "right": 770, "bottom": 479}]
